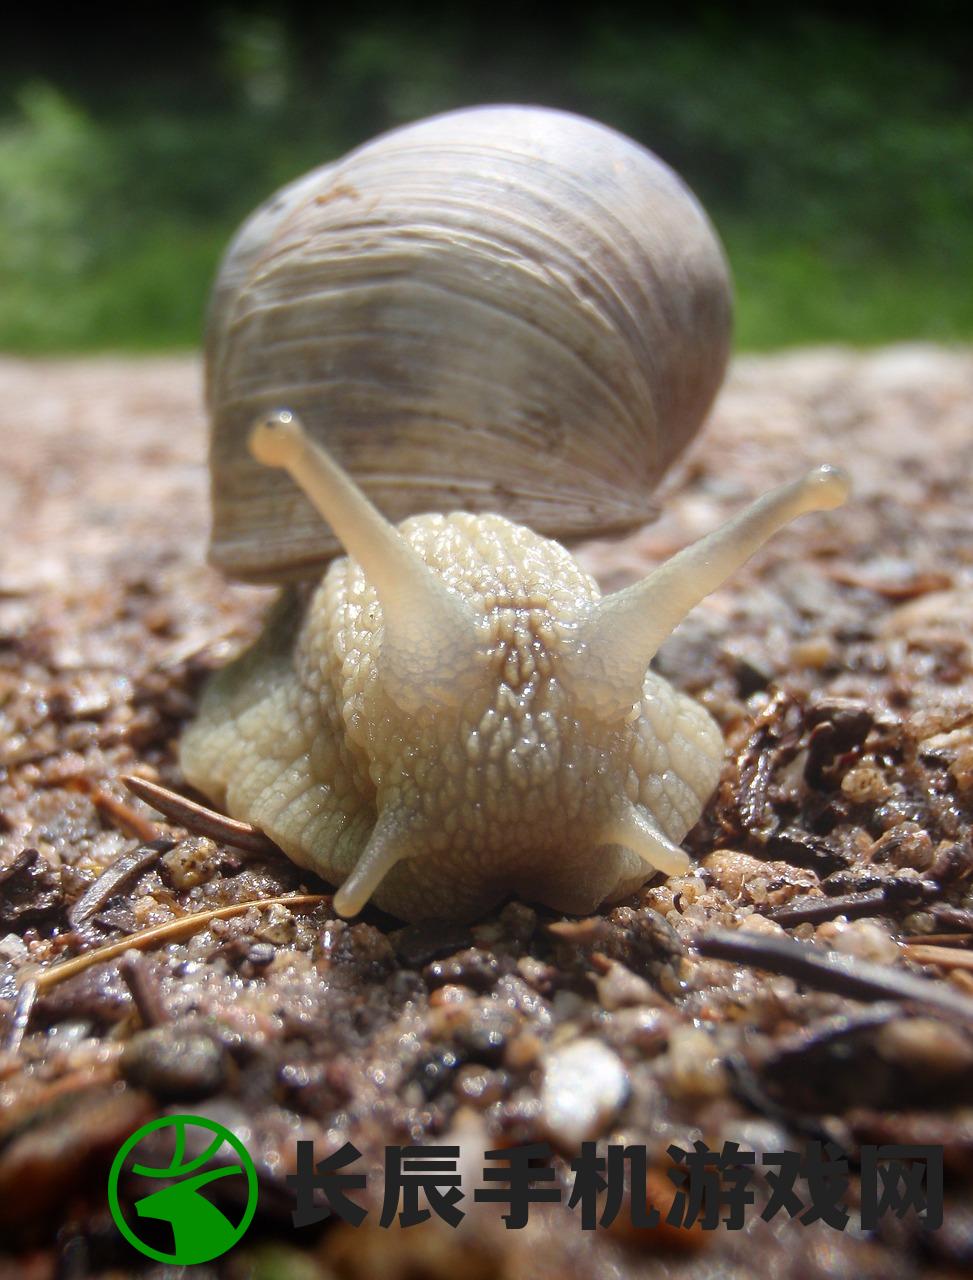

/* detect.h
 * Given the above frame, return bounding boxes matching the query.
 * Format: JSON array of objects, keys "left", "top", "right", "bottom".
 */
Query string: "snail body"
[{"left": 180, "top": 106, "right": 849, "bottom": 922}]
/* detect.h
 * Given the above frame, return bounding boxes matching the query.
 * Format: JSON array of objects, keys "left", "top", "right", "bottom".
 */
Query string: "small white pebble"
[
  {"left": 737, "top": 914, "right": 787, "bottom": 937},
  {"left": 0, "top": 933, "right": 29, "bottom": 964},
  {"left": 667, "top": 1025, "right": 729, "bottom": 1100},
  {"left": 595, "top": 960, "right": 656, "bottom": 1011},
  {"left": 826, "top": 919, "right": 899, "bottom": 965},
  {"left": 133, "top": 895, "right": 175, "bottom": 928},
  {"left": 719, "top": 1119, "right": 791, "bottom": 1162},
  {"left": 541, "top": 1038, "right": 628, "bottom": 1149},
  {"left": 270, "top": 948, "right": 312, "bottom": 975}
]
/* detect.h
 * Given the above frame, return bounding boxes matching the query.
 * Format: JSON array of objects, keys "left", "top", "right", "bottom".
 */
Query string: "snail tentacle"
[
  {"left": 563, "top": 465, "right": 851, "bottom": 720},
  {"left": 598, "top": 803, "right": 692, "bottom": 877},
  {"left": 250, "top": 411, "right": 483, "bottom": 713},
  {"left": 332, "top": 807, "right": 416, "bottom": 918}
]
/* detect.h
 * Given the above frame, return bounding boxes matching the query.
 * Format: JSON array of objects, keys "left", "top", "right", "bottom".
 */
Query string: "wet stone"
[
  {"left": 0, "top": 848, "right": 64, "bottom": 929},
  {"left": 451, "top": 998, "right": 520, "bottom": 1063},
  {"left": 120, "top": 1024, "right": 229, "bottom": 1099},
  {"left": 412, "top": 1047, "right": 464, "bottom": 1100},
  {"left": 454, "top": 1063, "right": 509, "bottom": 1107},
  {"left": 541, "top": 1038, "right": 629, "bottom": 1149},
  {"left": 160, "top": 835, "right": 221, "bottom": 889},
  {"left": 424, "top": 947, "right": 502, "bottom": 992}
]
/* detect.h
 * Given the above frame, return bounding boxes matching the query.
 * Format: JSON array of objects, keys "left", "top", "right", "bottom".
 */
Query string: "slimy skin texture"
[
  {"left": 179, "top": 412, "right": 850, "bottom": 923},
  {"left": 180, "top": 513, "right": 724, "bottom": 921}
]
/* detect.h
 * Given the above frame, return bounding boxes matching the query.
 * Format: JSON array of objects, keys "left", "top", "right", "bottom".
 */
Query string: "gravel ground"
[{"left": 1, "top": 348, "right": 973, "bottom": 1278}]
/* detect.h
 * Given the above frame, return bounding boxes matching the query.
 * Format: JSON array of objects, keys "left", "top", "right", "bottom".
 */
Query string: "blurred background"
[{"left": 1, "top": 1, "right": 970, "bottom": 353}]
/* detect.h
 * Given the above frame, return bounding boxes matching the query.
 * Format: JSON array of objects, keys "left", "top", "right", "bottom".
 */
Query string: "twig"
[
  {"left": 766, "top": 888, "right": 889, "bottom": 926},
  {"left": 771, "top": 1006, "right": 901, "bottom": 1058},
  {"left": 723, "top": 1051, "right": 848, "bottom": 1152},
  {"left": 766, "top": 877, "right": 940, "bottom": 927},
  {"left": 932, "top": 905, "right": 973, "bottom": 933},
  {"left": 734, "top": 690, "right": 798, "bottom": 836},
  {"left": 30, "top": 894, "right": 330, "bottom": 993},
  {"left": 903, "top": 932, "right": 973, "bottom": 946},
  {"left": 83, "top": 781, "right": 162, "bottom": 843},
  {"left": 117, "top": 950, "right": 171, "bottom": 1026},
  {"left": 121, "top": 775, "right": 279, "bottom": 856},
  {"left": 903, "top": 943, "right": 973, "bottom": 972},
  {"left": 693, "top": 927, "right": 973, "bottom": 1026},
  {"left": 68, "top": 839, "right": 174, "bottom": 929}
]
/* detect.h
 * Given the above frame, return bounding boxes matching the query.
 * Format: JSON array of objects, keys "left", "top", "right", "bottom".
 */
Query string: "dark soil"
[{"left": 1, "top": 348, "right": 973, "bottom": 1279}]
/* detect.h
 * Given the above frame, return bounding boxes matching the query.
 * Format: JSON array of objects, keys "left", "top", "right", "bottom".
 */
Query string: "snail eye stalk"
[
  {"left": 249, "top": 411, "right": 483, "bottom": 714},
  {"left": 561, "top": 466, "right": 851, "bottom": 720}
]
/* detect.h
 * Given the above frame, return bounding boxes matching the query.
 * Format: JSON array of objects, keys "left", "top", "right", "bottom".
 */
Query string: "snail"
[{"left": 179, "top": 104, "right": 849, "bottom": 923}]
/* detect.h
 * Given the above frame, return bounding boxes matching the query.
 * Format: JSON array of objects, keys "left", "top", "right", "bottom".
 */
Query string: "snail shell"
[{"left": 206, "top": 103, "right": 732, "bottom": 582}]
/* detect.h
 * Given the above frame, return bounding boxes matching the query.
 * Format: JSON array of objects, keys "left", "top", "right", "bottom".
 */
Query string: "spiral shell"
[{"left": 206, "top": 103, "right": 732, "bottom": 582}]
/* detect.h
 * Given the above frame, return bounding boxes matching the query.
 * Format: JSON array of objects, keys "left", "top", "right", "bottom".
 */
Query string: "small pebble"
[
  {"left": 790, "top": 634, "right": 837, "bottom": 669},
  {"left": 841, "top": 763, "right": 892, "bottom": 804},
  {"left": 120, "top": 1026, "right": 228, "bottom": 1099},
  {"left": 541, "top": 1037, "right": 628, "bottom": 1149},
  {"left": 160, "top": 836, "right": 220, "bottom": 890},
  {"left": 429, "top": 983, "right": 474, "bottom": 1007},
  {"left": 873, "top": 823, "right": 935, "bottom": 871},
  {"left": 504, "top": 1030, "right": 543, "bottom": 1072},
  {"left": 737, "top": 913, "right": 787, "bottom": 937},
  {"left": 902, "top": 910, "right": 937, "bottom": 935},
  {"left": 454, "top": 1063, "right": 508, "bottom": 1107},
  {"left": 452, "top": 999, "right": 519, "bottom": 1063},
  {"left": 920, "top": 726, "right": 973, "bottom": 757},
  {"left": 701, "top": 850, "right": 785, "bottom": 900},
  {"left": 0, "top": 933, "right": 29, "bottom": 963},
  {"left": 949, "top": 749, "right": 973, "bottom": 796},
  {"left": 255, "top": 902, "right": 298, "bottom": 945},
  {"left": 424, "top": 948, "right": 500, "bottom": 992},
  {"left": 666, "top": 1026, "right": 728, "bottom": 1100},
  {"left": 605, "top": 1006, "right": 671, "bottom": 1054},
  {"left": 246, "top": 942, "right": 277, "bottom": 968},
  {"left": 595, "top": 959, "right": 656, "bottom": 1010},
  {"left": 877, "top": 1018, "right": 973, "bottom": 1075},
  {"left": 516, "top": 955, "right": 558, "bottom": 995},
  {"left": 822, "top": 918, "right": 900, "bottom": 964}
]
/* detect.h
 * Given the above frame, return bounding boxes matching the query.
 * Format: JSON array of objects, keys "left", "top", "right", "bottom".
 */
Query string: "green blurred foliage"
[{"left": 0, "top": 7, "right": 970, "bottom": 351}]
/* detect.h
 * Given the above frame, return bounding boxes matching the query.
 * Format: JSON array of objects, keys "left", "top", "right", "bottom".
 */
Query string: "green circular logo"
[{"left": 108, "top": 1115, "right": 258, "bottom": 1265}]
